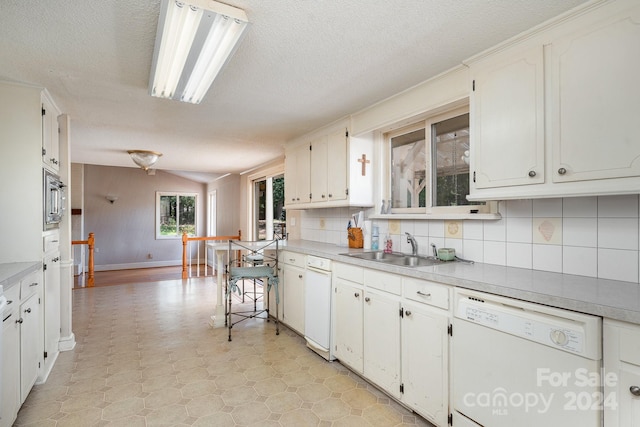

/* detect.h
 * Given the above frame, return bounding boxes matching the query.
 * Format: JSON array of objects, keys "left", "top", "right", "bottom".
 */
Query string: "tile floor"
[{"left": 15, "top": 277, "right": 434, "bottom": 426}]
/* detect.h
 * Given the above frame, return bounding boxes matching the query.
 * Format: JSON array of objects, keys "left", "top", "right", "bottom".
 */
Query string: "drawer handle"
[
  {"left": 30, "top": 282, "right": 38, "bottom": 287},
  {"left": 289, "top": 258, "right": 296, "bottom": 262},
  {"left": 631, "top": 386, "right": 640, "bottom": 396},
  {"left": 405, "top": 310, "right": 412, "bottom": 316},
  {"left": 354, "top": 292, "right": 360, "bottom": 298},
  {"left": 3, "top": 313, "right": 12, "bottom": 322},
  {"left": 24, "top": 308, "right": 32, "bottom": 314},
  {"left": 7, "top": 299, "right": 12, "bottom": 305},
  {"left": 417, "top": 291, "right": 431, "bottom": 298},
  {"left": 365, "top": 297, "right": 370, "bottom": 302}
]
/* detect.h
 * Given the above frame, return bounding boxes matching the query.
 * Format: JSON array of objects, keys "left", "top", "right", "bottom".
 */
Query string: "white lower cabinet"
[
  {"left": 401, "top": 301, "right": 449, "bottom": 426},
  {"left": 332, "top": 263, "right": 452, "bottom": 426},
  {"left": 42, "top": 249, "right": 61, "bottom": 378},
  {"left": 334, "top": 278, "right": 363, "bottom": 373},
  {"left": 604, "top": 319, "right": 640, "bottom": 427},
  {"left": 1, "top": 288, "right": 20, "bottom": 427},
  {"left": 363, "top": 288, "right": 401, "bottom": 399},
  {"left": 281, "top": 251, "right": 305, "bottom": 334},
  {"left": 20, "top": 291, "right": 41, "bottom": 403}
]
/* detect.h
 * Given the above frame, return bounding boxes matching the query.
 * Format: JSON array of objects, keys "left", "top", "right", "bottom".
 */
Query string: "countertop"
[
  {"left": 279, "top": 240, "right": 640, "bottom": 325},
  {"left": 0, "top": 261, "right": 42, "bottom": 292}
]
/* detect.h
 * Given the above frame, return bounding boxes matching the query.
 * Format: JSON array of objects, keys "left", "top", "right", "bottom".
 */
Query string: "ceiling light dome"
[{"left": 128, "top": 150, "right": 163, "bottom": 170}]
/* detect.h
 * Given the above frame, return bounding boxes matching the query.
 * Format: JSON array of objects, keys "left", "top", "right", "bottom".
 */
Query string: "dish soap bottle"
[
  {"left": 384, "top": 234, "right": 393, "bottom": 254},
  {"left": 371, "top": 225, "right": 379, "bottom": 250}
]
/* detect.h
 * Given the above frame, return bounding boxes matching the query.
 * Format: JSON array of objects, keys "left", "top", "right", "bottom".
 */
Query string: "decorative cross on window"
[{"left": 357, "top": 154, "right": 370, "bottom": 176}]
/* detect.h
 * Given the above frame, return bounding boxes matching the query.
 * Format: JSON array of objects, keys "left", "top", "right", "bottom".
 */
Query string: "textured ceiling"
[{"left": 0, "top": 0, "right": 587, "bottom": 181}]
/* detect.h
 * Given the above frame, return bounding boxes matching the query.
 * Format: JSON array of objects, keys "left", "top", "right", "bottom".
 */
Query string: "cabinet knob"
[
  {"left": 321, "top": 194, "right": 325, "bottom": 198},
  {"left": 328, "top": 194, "right": 333, "bottom": 198},
  {"left": 354, "top": 292, "right": 360, "bottom": 298},
  {"left": 298, "top": 274, "right": 303, "bottom": 279},
  {"left": 558, "top": 167, "right": 567, "bottom": 175},
  {"left": 528, "top": 170, "right": 536, "bottom": 177},
  {"left": 24, "top": 308, "right": 31, "bottom": 314},
  {"left": 16, "top": 318, "right": 23, "bottom": 324},
  {"left": 365, "top": 297, "right": 370, "bottom": 302},
  {"left": 405, "top": 310, "right": 412, "bottom": 316},
  {"left": 631, "top": 385, "right": 640, "bottom": 396}
]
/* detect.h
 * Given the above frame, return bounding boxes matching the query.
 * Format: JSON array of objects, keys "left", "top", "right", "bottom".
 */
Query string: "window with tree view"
[
  {"left": 157, "top": 192, "right": 197, "bottom": 238},
  {"left": 388, "top": 107, "right": 485, "bottom": 214}
]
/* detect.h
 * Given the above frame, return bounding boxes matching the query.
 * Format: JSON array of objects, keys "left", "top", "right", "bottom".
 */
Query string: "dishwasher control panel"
[
  {"left": 306, "top": 255, "right": 331, "bottom": 271},
  {"left": 454, "top": 289, "right": 602, "bottom": 359}
]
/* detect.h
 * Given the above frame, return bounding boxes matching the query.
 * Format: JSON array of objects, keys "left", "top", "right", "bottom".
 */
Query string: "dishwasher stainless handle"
[
  {"left": 631, "top": 385, "right": 640, "bottom": 396},
  {"left": 417, "top": 291, "right": 431, "bottom": 297}
]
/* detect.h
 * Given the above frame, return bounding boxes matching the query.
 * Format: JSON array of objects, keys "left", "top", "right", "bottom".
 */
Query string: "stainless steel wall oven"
[{"left": 43, "top": 169, "right": 65, "bottom": 230}]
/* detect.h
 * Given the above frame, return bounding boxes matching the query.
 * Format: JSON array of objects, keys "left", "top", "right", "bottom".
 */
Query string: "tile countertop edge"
[
  {"left": 0, "top": 261, "right": 42, "bottom": 291},
  {"left": 280, "top": 240, "right": 640, "bottom": 325}
]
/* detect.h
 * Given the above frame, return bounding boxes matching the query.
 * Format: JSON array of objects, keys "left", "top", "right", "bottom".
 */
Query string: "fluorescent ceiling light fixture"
[
  {"left": 149, "top": 0, "right": 249, "bottom": 104},
  {"left": 128, "top": 150, "right": 163, "bottom": 170}
]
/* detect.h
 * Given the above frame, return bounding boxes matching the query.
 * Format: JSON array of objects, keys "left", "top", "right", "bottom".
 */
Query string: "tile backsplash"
[{"left": 297, "top": 195, "right": 640, "bottom": 283}]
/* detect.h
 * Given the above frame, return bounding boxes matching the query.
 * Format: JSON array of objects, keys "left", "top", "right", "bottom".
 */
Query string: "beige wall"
[{"left": 84, "top": 165, "right": 206, "bottom": 269}]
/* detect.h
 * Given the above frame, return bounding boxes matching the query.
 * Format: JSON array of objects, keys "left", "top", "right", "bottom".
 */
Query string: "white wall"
[
  {"left": 84, "top": 165, "right": 206, "bottom": 270},
  {"left": 299, "top": 194, "right": 640, "bottom": 283},
  {"left": 207, "top": 174, "right": 241, "bottom": 236}
]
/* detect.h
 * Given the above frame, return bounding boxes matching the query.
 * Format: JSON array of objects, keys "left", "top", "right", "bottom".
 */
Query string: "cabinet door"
[
  {"left": 20, "top": 292, "right": 41, "bottom": 403},
  {"left": 44, "top": 251, "right": 61, "bottom": 366},
  {"left": 471, "top": 45, "right": 545, "bottom": 189},
  {"left": 296, "top": 144, "right": 311, "bottom": 204},
  {"left": 1, "top": 308, "right": 20, "bottom": 427},
  {"left": 327, "top": 129, "right": 347, "bottom": 202},
  {"left": 549, "top": 5, "right": 640, "bottom": 183},
  {"left": 41, "top": 93, "right": 59, "bottom": 172},
  {"left": 363, "top": 289, "right": 401, "bottom": 398},
  {"left": 604, "top": 319, "right": 640, "bottom": 427},
  {"left": 401, "top": 302, "right": 449, "bottom": 426},
  {"left": 282, "top": 264, "right": 305, "bottom": 334},
  {"left": 334, "top": 279, "right": 364, "bottom": 373},
  {"left": 310, "top": 136, "right": 328, "bottom": 203}
]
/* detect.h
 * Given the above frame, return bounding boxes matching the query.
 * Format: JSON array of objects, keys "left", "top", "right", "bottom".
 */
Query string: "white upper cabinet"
[
  {"left": 284, "top": 142, "right": 310, "bottom": 205},
  {"left": 310, "top": 135, "right": 328, "bottom": 203},
  {"left": 41, "top": 91, "right": 60, "bottom": 173},
  {"left": 549, "top": 5, "right": 640, "bottom": 183},
  {"left": 285, "top": 124, "right": 372, "bottom": 209},
  {"left": 471, "top": 45, "right": 545, "bottom": 189},
  {"left": 468, "top": 0, "right": 640, "bottom": 200}
]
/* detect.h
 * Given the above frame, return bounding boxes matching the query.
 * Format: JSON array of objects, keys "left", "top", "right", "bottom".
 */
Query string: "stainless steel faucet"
[
  {"left": 431, "top": 243, "right": 437, "bottom": 257},
  {"left": 405, "top": 232, "right": 418, "bottom": 256}
]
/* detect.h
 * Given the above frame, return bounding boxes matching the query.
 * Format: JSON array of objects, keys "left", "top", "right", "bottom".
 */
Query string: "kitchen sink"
[{"left": 341, "top": 251, "right": 444, "bottom": 267}]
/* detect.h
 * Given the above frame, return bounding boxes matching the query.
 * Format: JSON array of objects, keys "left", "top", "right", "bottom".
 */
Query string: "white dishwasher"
[
  {"left": 452, "top": 288, "right": 602, "bottom": 427},
  {"left": 304, "top": 255, "right": 334, "bottom": 360}
]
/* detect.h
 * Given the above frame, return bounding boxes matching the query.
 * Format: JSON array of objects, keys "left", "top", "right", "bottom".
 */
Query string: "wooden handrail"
[
  {"left": 182, "top": 230, "right": 241, "bottom": 279},
  {"left": 71, "top": 232, "right": 95, "bottom": 287}
]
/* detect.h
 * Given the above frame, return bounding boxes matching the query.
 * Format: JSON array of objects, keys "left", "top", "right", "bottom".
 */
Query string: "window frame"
[
  {"left": 383, "top": 105, "right": 493, "bottom": 216},
  {"left": 155, "top": 191, "right": 199, "bottom": 239}
]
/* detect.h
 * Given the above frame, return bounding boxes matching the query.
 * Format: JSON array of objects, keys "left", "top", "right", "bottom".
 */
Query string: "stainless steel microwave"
[{"left": 43, "top": 169, "right": 65, "bottom": 230}]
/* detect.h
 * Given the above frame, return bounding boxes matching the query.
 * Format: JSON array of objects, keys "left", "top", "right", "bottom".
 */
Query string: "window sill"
[{"left": 368, "top": 212, "right": 502, "bottom": 221}]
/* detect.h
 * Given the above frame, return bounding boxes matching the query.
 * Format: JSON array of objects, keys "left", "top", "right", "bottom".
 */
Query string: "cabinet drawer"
[
  {"left": 20, "top": 270, "right": 41, "bottom": 299},
  {"left": 620, "top": 325, "right": 640, "bottom": 367},
  {"left": 280, "top": 251, "right": 306, "bottom": 269},
  {"left": 43, "top": 231, "right": 60, "bottom": 253},
  {"left": 403, "top": 278, "right": 450, "bottom": 310},
  {"left": 334, "top": 263, "right": 363, "bottom": 284},
  {"left": 4, "top": 282, "right": 20, "bottom": 311},
  {"left": 364, "top": 270, "right": 401, "bottom": 295}
]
